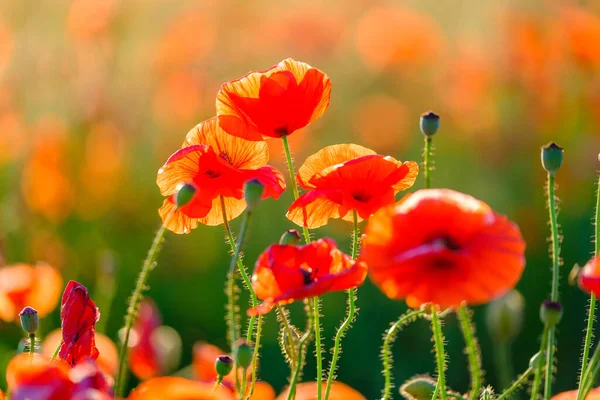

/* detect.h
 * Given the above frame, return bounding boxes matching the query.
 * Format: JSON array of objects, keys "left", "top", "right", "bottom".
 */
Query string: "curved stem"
[
  {"left": 497, "top": 368, "right": 534, "bottom": 400},
  {"left": 324, "top": 211, "right": 360, "bottom": 400},
  {"left": 431, "top": 381, "right": 440, "bottom": 400},
  {"left": 115, "top": 217, "right": 171, "bottom": 397},
  {"left": 277, "top": 304, "right": 298, "bottom": 365},
  {"left": 530, "top": 329, "right": 549, "bottom": 400},
  {"left": 457, "top": 305, "right": 482, "bottom": 400},
  {"left": 381, "top": 310, "right": 426, "bottom": 400},
  {"left": 431, "top": 308, "right": 447, "bottom": 400},
  {"left": 544, "top": 173, "right": 561, "bottom": 400},
  {"left": 282, "top": 135, "right": 310, "bottom": 243},
  {"left": 287, "top": 323, "right": 314, "bottom": 400},
  {"left": 423, "top": 137, "right": 433, "bottom": 189}
]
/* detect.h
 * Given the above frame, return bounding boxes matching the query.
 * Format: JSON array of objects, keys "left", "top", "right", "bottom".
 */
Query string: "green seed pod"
[
  {"left": 480, "top": 386, "right": 495, "bottom": 400},
  {"left": 540, "top": 142, "right": 563, "bottom": 174},
  {"left": 399, "top": 375, "right": 436, "bottom": 400},
  {"left": 485, "top": 290, "right": 524, "bottom": 343},
  {"left": 540, "top": 300, "right": 563, "bottom": 327},
  {"left": 175, "top": 182, "right": 197, "bottom": 208},
  {"left": 279, "top": 230, "right": 302, "bottom": 246},
  {"left": 215, "top": 355, "right": 234, "bottom": 377},
  {"left": 234, "top": 339, "right": 253, "bottom": 370},
  {"left": 244, "top": 179, "right": 265, "bottom": 210},
  {"left": 419, "top": 111, "right": 440, "bottom": 137},
  {"left": 19, "top": 306, "right": 39, "bottom": 334}
]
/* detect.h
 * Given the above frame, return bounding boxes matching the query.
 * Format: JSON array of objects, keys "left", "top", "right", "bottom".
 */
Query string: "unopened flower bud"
[
  {"left": 279, "top": 230, "right": 302, "bottom": 245},
  {"left": 540, "top": 142, "right": 563, "bottom": 174},
  {"left": 234, "top": 339, "right": 253, "bottom": 370},
  {"left": 485, "top": 290, "right": 524, "bottom": 343},
  {"left": 175, "top": 182, "right": 196, "bottom": 208},
  {"left": 244, "top": 179, "right": 264, "bottom": 210},
  {"left": 19, "top": 307, "right": 39, "bottom": 334},
  {"left": 399, "top": 375, "right": 436, "bottom": 400},
  {"left": 282, "top": 326, "right": 300, "bottom": 364},
  {"left": 420, "top": 111, "right": 440, "bottom": 137},
  {"left": 215, "top": 355, "right": 234, "bottom": 377},
  {"left": 540, "top": 300, "right": 563, "bottom": 327},
  {"left": 480, "top": 387, "right": 494, "bottom": 400}
]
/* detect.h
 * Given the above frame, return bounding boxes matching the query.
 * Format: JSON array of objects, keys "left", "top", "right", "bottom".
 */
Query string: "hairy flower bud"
[{"left": 244, "top": 179, "right": 265, "bottom": 210}]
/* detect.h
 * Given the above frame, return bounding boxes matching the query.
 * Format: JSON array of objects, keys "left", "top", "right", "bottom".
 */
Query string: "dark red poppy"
[
  {"left": 248, "top": 239, "right": 367, "bottom": 316},
  {"left": 216, "top": 58, "right": 332, "bottom": 141},
  {"left": 59, "top": 281, "right": 100, "bottom": 366}
]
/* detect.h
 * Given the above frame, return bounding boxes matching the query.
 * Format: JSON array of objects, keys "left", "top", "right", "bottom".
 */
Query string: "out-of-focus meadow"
[{"left": 1, "top": 0, "right": 600, "bottom": 397}]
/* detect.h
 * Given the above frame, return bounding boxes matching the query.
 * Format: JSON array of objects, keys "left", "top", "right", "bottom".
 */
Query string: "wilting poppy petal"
[
  {"left": 249, "top": 239, "right": 367, "bottom": 316},
  {"left": 128, "top": 377, "right": 234, "bottom": 400},
  {"left": 0, "top": 263, "right": 62, "bottom": 322},
  {"left": 276, "top": 382, "right": 366, "bottom": 400},
  {"left": 361, "top": 189, "right": 526, "bottom": 309},
  {"left": 287, "top": 144, "right": 418, "bottom": 228},
  {"left": 7, "top": 354, "right": 74, "bottom": 400},
  {"left": 59, "top": 281, "right": 100, "bottom": 366},
  {"left": 217, "top": 58, "right": 331, "bottom": 140}
]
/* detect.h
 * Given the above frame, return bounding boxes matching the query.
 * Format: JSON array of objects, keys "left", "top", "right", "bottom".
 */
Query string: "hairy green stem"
[
  {"left": 325, "top": 211, "right": 360, "bottom": 400},
  {"left": 115, "top": 217, "right": 170, "bottom": 397},
  {"left": 381, "top": 310, "right": 426, "bottom": 400},
  {"left": 544, "top": 173, "right": 561, "bottom": 400},
  {"left": 246, "top": 314, "right": 263, "bottom": 400},
  {"left": 497, "top": 368, "right": 534, "bottom": 400},
  {"left": 51, "top": 341, "right": 61, "bottom": 361},
  {"left": 277, "top": 304, "right": 298, "bottom": 366},
  {"left": 530, "top": 329, "right": 549, "bottom": 400},
  {"left": 424, "top": 137, "right": 433, "bottom": 189},
  {"left": 580, "top": 338, "right": 600, "bottom": 397},
  {"left": 282, "top": 135, "right": 310, "bottom": 243},
  {"left": 431, "top": 381, "right": 440, "bottom": 400},
  {"left": 314, "top": 296, "right": 323, "bottom": 400},
  {"left": 29, "top": 333, "right": 35, "bottom": 356},
  {"left": 457, "top": 305, "right": 482, "bottom": 400},
  {"left": 287, "top": 319, "right": 314, "bottom": 400},
  {"left": 431, "top": 308, "right": 447, "bottom": 400}
]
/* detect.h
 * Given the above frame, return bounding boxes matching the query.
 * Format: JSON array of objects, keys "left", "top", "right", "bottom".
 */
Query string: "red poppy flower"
[
  {"left": 360, "top": 189, "right": 526, "bottom": 309},
  {"left": 59, "top": 280, "right": 100, "bottom": 366},
  {"left": 579, "top": 256, "right": 600, "bottom": 296},
  {"left": 248, "top": 239, "right": 367, "bottom": 316},
  {"left": 287, "top": 144, "right": 418, "bottom": 228},
  {"left": 0, "top": 263, "right": 62, "bottom": 322},
  {"left": 551, "top": 387, "right": 600, "bottom": 400},
  {"left": 157, "top": 117, "right": 286, "bottom": 233},
  {"left": 7, "top": 354, "right": 73, "bottom": 400},
  {"left": 216, "top": 58, "right": 331, "bottom": 141}
]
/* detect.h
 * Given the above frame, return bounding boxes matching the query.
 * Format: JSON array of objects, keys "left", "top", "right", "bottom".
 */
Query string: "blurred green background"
[{"left": 1, "top": 0, "right": 600, "bottom": 398}]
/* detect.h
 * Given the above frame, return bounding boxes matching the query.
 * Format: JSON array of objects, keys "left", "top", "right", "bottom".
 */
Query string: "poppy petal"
[
  {"left": 286, "top": 190, "right": 343, "bottom": 228},
  {"left": 128, "top": 377, "right": 233, "bottom": 400},
  {"left": 276, "top": 382, "right": 366, "bottom": 400},
  {"left": 198, "top": 196, "right": 247, "bottom": 226},
  {"left": 158, "top": 199, "right": 199, "bottom": 235},
  {"left": 245, "top": 166, "right": 286, "bottom": 200},
  {"left": 156, "top": 145, "right": 211, "bottom": 196}
]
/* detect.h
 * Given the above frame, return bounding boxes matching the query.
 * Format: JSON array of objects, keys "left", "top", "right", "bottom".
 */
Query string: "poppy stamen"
[
  {"left": 205, "top": 169, "right": 221, "bottom": 178},
  {"left": 219, "top": 151, "right": 233, "bottom": 165},
  {"left": 352, "top": 191, "right": 371, "bottom": 202}
]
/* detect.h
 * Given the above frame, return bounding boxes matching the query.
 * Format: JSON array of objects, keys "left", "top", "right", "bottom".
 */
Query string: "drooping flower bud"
[
  {"left": 279, "top": 230, "right": 302, "bottom": 245},
  {"left": 419, "top": 111, "right": 440, "bottom": 137},
  {"left": 540, "top": 142, "right": 563, "bottom": 174},
  {"left": 19, "top": 307, "right": 39, "bottom": 334},
  {"left": 215, "top": 355, "right": 234, "bottom": 378},
  {"left": 234, "top": 339, "right": 253, "bottom": 370},
  {"left": 540, "top": 300, "right": 563, "bottom": 327},
  {"left": 244, "top": 179, "right": 265, "bottom": 210},
  {"left": 485, "top": 290, "right": 524, "bottom": 343},
  {"left": 400, "top": 375, "right": 436, "bottom": 400},
  {"left": 175, "top": 182, "right": 197, "bottom": 208}
]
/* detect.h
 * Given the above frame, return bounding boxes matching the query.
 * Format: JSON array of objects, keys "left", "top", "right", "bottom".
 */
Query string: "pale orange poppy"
[
  {"left": 551, "top": 387, "right": 600, "bottom": 400},
  {"left": 127, "top": 377, "right": 233, "bottom": 400},
  {"left": 276, "top": 382, "right": 366, "bottom": 400}
]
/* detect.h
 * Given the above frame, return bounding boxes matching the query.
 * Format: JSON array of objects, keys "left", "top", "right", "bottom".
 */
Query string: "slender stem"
[
  {"left": 544, "top": 173, "right": 561, "bottom": 400},
  {"left": 223, "top": 196, "right": 240, "bottom": 352},
  {"left": 314, "top": 296, "right": 323, "bottom": 400},
  {"left": 580, "top": 340, "right": 600, "bottom": 398},
  {"left": 29, "top": 333, "right": 35, "bottom": 356},
  {"left": 277, "top": 304, "right": 298, "bottom": 365},
  {"left": 324, "top": 211, "right": 360, "bottom": 400},
  {"left": 494, "top": 342, "right": 514, "bottom": 391},
  {"left": 431, "top": 381, "right": 440, "bottom": 400},
  {"left": 51, "top": 341, "right": 61, "bottom": 361},
  {"left": 240, "top": 368, "right": 248, "bottom": 400},
  {"left": 282, "top": 135, "right": 310, "bottom": 243},
  {"left": 115, "top": 219, "right": 170, "bottom": 397},
  {"left": 381, "top": 310, "right": 426, "bottom": 400},
  {"left": 424, "top": 137, "right": 433, "bottom": 189},
  {"left": 530, "top": 329, "right": 549, "bottom": 400},
  {"left": 246, "top": 314, "right": 263, "bottom": 400},
  {"left": 497, "top": 368, "right": 534, "bottom": 400},
  {"left": 287, "top": 327, "right": 313, "bottom": 400},
  {"left": 457, "top": 305, "right": 482, "bottom": 400},
  {"left": 431, "top": 308, "right": 447, "bottom": 400}
]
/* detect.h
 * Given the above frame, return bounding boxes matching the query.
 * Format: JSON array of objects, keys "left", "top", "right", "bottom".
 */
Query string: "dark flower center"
[
  {"left": 219, "top": 151, "right": 233, "bottom": 165},
  {"left": 275, "top": 126, "right": 289, "bottom": 136},
  {"left": 352, "top": 190, "right": 371, "bottom": 202},
  {"left": 300, "top": 267, "right": 317, "bottom": 285},
  {"left": 205, "top": 169, "right": 221, "bottom": 178},
  {"left": 439, "top": 235, "right": 461, "bottom": 251}
]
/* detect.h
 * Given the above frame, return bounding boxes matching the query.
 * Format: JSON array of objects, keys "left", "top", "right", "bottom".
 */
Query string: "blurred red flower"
[
  {"left": 249, "top": 239, "right": 367, "bottom": 316},
  {"left": 157, "top": 117, "right": 286, "bottom": 233},
  {"left": 361, "top": 189, "right": 526, "bottom": 309},
  {"left": 216, "top": 58, "right": 331, "bottom": 141},
  {"left": 0, "top": 263, "right": 62, "bottom": 323},
  {"left": 551, "top": 387, "right": 600, "bottom": 400},
  {"left": 59, "top": 281, "right": 101, "bottom": 367},
  {"left": 276, "top": 381, "right": 365, "bottom": 400},
  {"left": 579, "top": 256, "right": 600, "bottom": 296},
  {"left": 128, "top": 377, "right": 233, "bottom": 400},
  {"left": 287, "top": 144, "right": 418, "bottom": 228}
]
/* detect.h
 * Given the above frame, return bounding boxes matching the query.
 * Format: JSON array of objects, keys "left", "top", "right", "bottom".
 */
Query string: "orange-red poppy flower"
[
  {"left": 128, "top": 377, "right": 234, "bottom": 400},
  {"left": 276, "top": 381, "right": 366, "bottom": 400},
  {"left": 551, "top": 387, "right": 600, "bottom": 400},
  {"left": 0, "top": 388, "right": 3, "bottom": 400},
  {"left": 287, "top": 144, "right": 418, "bottom": 228},
  {"left": 157, "top": 117, "right": 286, "bottom": 233},
  {"left": 43, "top": 330, "right": 118, "bottom": 377},
  {"left": 579, "top": 256, "right": 600, "bottom": 296},
  {"left": 59, "top": 281, "right": 100, "bottom": 366},
  {"left": 0, "top": 263, "right": 62, "bottom": 322},
  {"left": 216, "top": 58, "right": 331, "bottom": 141},
  {"left": 248, "top": 239, "right": 367, "bottom": 316},
  {"left": 361, "top": 189, "right": 526, "bottom": 309}
]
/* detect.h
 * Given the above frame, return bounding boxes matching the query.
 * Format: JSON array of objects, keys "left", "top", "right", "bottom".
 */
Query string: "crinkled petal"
[{"left": 286, "top": 190, "right": 343, "bottom": 229}]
